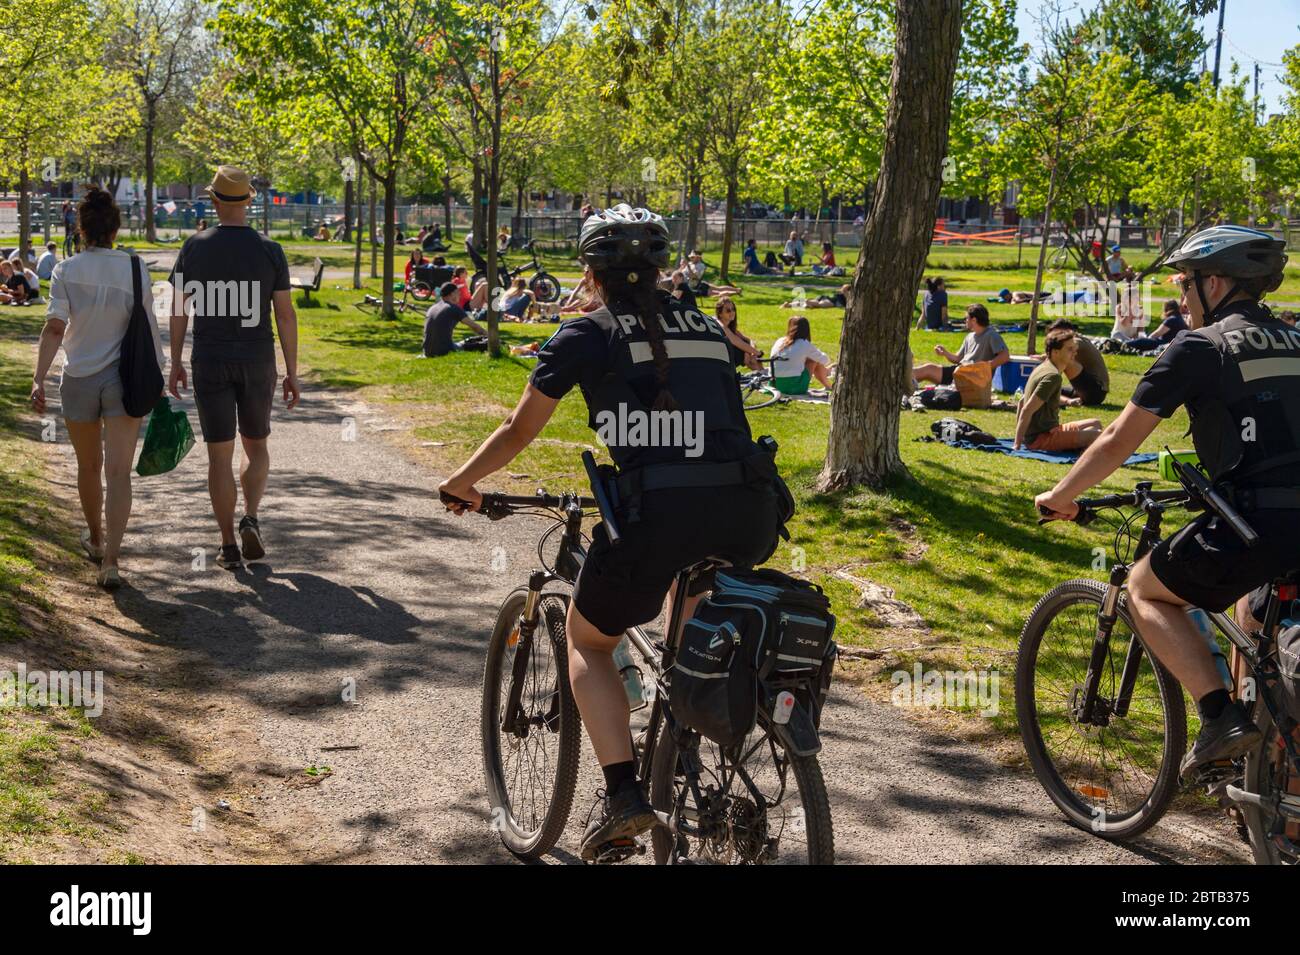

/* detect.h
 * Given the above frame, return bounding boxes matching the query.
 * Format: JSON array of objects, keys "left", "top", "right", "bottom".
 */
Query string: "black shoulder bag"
[{"left": 118, "top": 254, "right": 163, "bottom": 418}]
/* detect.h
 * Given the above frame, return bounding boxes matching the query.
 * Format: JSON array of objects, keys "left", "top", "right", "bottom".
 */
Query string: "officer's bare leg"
[
  {"left": 1127, "top": 555, "right": 1225, "bottom": 700},
  {"left": 565, "top": 605, "right": 632, "bottom": 766}
]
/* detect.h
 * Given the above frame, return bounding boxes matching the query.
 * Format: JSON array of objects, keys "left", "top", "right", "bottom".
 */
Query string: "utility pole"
[{"left": 1212, "top": 0, "right": 1226, "bottom": 89}]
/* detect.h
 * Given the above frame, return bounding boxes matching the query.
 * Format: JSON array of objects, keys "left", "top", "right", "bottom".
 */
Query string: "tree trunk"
[
  {"left": 720, "top": 178, "right": 737, "bottom": 284},
  {"left": 443, "top": 173, "right": 453, "bottom": 239},
  {"left": 144, "top": 100, "right": 157, "bottom": 242},
  {"left": 382, "top": 174, "right": 397, "bottom": 318},
  {"left": 685, "top": 168, "right": 701, "bottom": 254},
  {"left": 18, "top": 166, "right": 31, "bottom": 260},
  {"left": 819, "top": 0, "right": 964, "bottom": 492},
  {"left": 471, "top": 163, "right": 486, "bottom": 244},
  {"left": 343, "top": 175, "right": 353, "bottom": 243},
  {"left": 368, "top": 175, "right": 378, "bottom": 279},
  {"left": 1027, "top": 127, "right": 1062, "bottom": 355},
  {"left": 487, "top": 96, "right": 503, "bottom": 357},
  {"left": 353, "top": 154, "right": 364, "bottom": 290}
]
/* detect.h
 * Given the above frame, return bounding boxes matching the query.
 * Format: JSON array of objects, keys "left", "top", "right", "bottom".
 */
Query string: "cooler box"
[
  {"left": 994, "top": 358, "right": 1037, "bottom": 394},
  {"left": 1158, "top": 450, "right": 1200, "bottom": 482}
]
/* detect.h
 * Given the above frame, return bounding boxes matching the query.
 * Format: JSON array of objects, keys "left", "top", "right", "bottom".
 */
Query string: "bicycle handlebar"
[{"left": 439, "top": 489, "right": 596, "bottom": 521}]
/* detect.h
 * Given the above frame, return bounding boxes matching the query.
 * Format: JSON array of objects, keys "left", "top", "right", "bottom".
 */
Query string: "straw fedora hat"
[{"left": 204, "top": 165, "right": 256, "bottom": 204}]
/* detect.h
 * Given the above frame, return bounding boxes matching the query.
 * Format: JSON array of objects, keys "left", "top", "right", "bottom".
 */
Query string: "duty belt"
[
  {"left": 1228, "top": 486, "right": 1300, "bottom": 512},
  {"left": 613, "top": 453, "right": 775, "bottom": 523}
]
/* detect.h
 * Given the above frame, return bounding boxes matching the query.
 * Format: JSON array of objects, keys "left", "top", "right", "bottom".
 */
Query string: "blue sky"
[{"left": 1013, "top": 0, "right": 1300, "bottom": 113}]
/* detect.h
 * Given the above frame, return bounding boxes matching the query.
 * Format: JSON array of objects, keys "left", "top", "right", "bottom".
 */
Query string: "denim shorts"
[{"left": 60, "top": 362, "right": 128, "bottom": 422}]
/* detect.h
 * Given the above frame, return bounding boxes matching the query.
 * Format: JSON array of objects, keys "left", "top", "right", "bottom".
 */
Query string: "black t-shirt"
[
  {"left": 1154, "top": 312, "right": 1188, "bottom": 338},
  {"left": 169, "top": 225, "right": 289, "bottom": 363},
  {"left": 423, "top": 301, "right": 468, "bottom": 357},
  {"left": 530, "top": 296, "right": 753, "bottom": 469},
  {"left": 5, "top": 273, "right": 27, "bottom": 296},
  {"left": 1130, "top": 330, "right": 1215, "bottom": 419}
]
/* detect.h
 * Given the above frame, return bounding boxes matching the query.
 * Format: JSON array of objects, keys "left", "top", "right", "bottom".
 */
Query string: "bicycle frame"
[{"left": 498, "top": 497, "right": 728, "bottom": 841}]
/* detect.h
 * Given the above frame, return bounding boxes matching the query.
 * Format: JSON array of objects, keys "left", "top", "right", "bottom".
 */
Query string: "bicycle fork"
[
  {"left": 1080, "top": 567, "right": 1145, "bottom": 724},
  {"left": 502, "top": 571, "right": 555, "bottom": 737}
]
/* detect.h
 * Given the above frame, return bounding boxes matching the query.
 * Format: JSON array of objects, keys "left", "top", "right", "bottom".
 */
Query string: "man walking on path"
[{"left": 167, "top": 165, "right": 301, "bottom": 569}]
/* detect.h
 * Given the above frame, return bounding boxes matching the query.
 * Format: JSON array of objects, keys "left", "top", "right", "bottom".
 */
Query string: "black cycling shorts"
[
  {"left": 572, "top": 483, "right": 780, "bottom": 636},
  {"left": 1149, "top": 508, "right": 1300, "bottom": 613},
  {"left": 1063, "top": 370, "right": 1107, "bottom": 406},
  {"left": 192, "top": 358, "right": 278, "bottom": 443}
]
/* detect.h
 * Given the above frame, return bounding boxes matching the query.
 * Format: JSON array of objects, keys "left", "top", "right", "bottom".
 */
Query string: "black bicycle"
[
  {"left": 444, "top": 468, "right": 834, "bottom": 865},
  {"left": 738, "top": 357, "right": 793, "bottom": 411},
  {"left": 1017, "top": 474, "right": 1300, "bottom": 863},
  {"left": 465, "top": 236, "right": 561, "bottom": 304}
]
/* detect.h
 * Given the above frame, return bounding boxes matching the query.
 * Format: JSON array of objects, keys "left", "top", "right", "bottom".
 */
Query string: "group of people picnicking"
[
  {"left": 741, "top": 232, "right": 844, "bottom": 278},
  {"left": 0, "top": 243, "right": 56, "bottom": 305}
]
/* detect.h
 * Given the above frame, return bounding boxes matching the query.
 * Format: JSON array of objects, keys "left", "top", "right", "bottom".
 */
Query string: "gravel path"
[{"left": 41, "top": 332, "right": 1249, "bottom": 864}]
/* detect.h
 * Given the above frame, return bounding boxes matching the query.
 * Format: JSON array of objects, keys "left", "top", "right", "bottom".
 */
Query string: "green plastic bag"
[{"left": 136, "top": 396, "right": 195, "bottom": 477}]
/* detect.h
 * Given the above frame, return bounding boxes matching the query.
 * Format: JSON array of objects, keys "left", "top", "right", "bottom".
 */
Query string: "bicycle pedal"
[
  {"left": 1186, "top": 759, "right": 1240, "bottom": 790},
  {"left": 589, "top": 837, "right": 645, "bottom": 865}
]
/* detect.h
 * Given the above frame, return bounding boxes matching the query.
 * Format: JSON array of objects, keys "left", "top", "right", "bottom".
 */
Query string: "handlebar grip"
[{"left": 439, "top": 489, "right": 473, "bottom": 508}]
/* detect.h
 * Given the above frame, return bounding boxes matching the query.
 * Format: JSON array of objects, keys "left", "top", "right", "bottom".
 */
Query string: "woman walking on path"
[{"left": 29, "top": 189, "right": 164, "bottom": 589}]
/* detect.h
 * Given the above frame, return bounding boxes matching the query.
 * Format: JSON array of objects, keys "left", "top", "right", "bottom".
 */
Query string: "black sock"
[
  {"left": 1198, "top": 688, "right": 1231, "bottom": 721},
  {"left": 601, "top": 760, "right": 637, "bottom": 792}
]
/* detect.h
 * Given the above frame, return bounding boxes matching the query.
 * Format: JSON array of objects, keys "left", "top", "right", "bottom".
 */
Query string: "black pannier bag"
[
  {"left": 669, "top": 568, "right": 836, "bottom": 754},
  {"left": 1278, "top": 623, "right": 1300, "bottom": 725}
]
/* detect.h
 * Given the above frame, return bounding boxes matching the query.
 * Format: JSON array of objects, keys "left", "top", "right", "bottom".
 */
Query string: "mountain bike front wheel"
[
  {"left": 481, "top": 589, "right": 581, "bottom": 860},
  {"left": 1016, "top": 578, "right": 1185, "bottom": 841}
]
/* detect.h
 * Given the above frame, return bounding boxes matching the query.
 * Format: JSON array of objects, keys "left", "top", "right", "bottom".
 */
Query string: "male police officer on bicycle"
[
  {"left": 1036, "top": 226, "right": 1300, "bottom": 780},
  {"left": 439, "top": 206, "right": 785, "bottom": 859}
]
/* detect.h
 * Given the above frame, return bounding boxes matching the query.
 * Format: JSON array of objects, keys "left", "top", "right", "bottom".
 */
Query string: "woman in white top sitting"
[
  {"left": 769, "top": 315, "right": 833, "bottom": 395},
  {"left": 1110, "top": 285, "right": 1146, "bottom": 340},
  {"left": 29, "top": 188, "right": 165, "bottom": 589}
]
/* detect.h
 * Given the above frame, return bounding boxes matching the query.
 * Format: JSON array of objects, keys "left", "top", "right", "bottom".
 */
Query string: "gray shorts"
[{"left": 60, "top": 363, "right": 128, "bottom": 422}]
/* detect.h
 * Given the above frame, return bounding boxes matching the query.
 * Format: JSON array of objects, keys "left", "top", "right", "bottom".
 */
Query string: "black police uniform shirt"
[
  {"left": 529, "top": 291, "right": 754, "bottom": 470},
  {"left": 1131, "top": 301, "right": 1300, "bottom": 488}
]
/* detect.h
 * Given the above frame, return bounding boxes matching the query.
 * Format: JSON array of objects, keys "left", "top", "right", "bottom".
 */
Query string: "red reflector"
[{"left": 1280, "top": 584, "right": 1298, "bottom": 602}]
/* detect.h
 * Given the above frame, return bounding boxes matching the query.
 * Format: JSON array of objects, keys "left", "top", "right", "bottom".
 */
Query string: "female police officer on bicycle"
[
  {"left": 439, "top": 205, "right": 784, "bottom": 859},
  {"left": 1035, "top": 225, "right": 1298, "bottom": 780}
]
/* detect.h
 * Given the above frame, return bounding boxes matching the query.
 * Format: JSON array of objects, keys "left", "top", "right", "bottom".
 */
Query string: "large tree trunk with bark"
[
  {"left": 471, "top": 163, "right": 486, "bottom": 245},
  {"left": 18, "top": 166, "right": 31, "bottom": 260},
  {"left": 818, "top": 0, "right": 963, "bottom": 492},
  {"left": 382, "top": 175, "right": 397, "bottom": 318},
  {"left": 368, "top": 175, "right": 378, "bottom": 279}
]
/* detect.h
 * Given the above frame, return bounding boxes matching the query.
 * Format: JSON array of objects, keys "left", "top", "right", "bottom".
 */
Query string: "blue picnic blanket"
[{"left": 944, "top": 437, "right": 1157, "bottom": 467}]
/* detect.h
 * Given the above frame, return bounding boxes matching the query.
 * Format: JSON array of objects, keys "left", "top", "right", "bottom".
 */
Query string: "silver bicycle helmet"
[
  {"left": 577, "top": 204, "right": 671, "bottom": 272},
  {"left": 1165, "top": 225, "right": 1287, "bottom": 281}
]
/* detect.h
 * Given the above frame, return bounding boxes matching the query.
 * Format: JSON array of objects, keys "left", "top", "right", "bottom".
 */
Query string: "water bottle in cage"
[{"left": 612, "top": 637, "right": 646, "bottom": 710}]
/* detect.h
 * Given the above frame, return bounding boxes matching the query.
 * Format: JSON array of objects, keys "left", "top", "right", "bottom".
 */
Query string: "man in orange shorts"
[{"left": 1014, "top": 328, "right": 1102, "bottom": 452}]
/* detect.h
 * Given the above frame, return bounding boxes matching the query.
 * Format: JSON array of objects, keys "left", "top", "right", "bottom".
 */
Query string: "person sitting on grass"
[
  {"left": 1104, "top": 244, "right": 1135, "bottom": 283},
  {"left": 682, "top": 250, "right": 742, "bottom": 297},
  {"left": 1044, "top": 319, "right": 1109, "bottom": 406},
  {"left": 810, "top": 242, "right": 840, "bottom": 276},
  {"left": 500, "top": 277, "right": 534, "bottom": 321},
  {"left": 769, "top": 315, "right": 832, "bottom": 394},
  {"left": 423, "top": 282, "right": 488, "bottom": 358},
  {"left": 560, "top": 267, "right": 599, "bottom": 314},
  {"left": 1014, "top": 328, "right": 1103, "bottom": 452},
  {"left": 0, "top": 260, "right": 30, "bottom": 305},
  {"left": 916, "top": 276, "right": 948, "bottom": 330},
  {"left": 742, "top": 238, "right": 778, "bottom": 276},
  {"left": 36, "top": 242, "right": 58, "bottom": 281},
  {"left": 779, "top": 231, "right": 804, "bottom": 272},
  {"left": 913, "top": 303, "right": 1009, "bottom": 386},
  {"left": 405, "top": 248, "right": 427, "bottom": 286},
  {"left": 11, "top": 256, "right": 41, "bottom": 303},
  {"left": 1279, "top": 309, "right": 1297, "bottom": 328},
  {"left": 451, "top": 265, "right": 473, "bottom": 308},
  {"left": 782, "top": 283, "right": 850, "bottom": 309},
  {"left": 715, "top": 296, "right": 761, "bottom": 370},
  {"left": 1126, "top": 298, "right": 1187, "bottom": 352}
]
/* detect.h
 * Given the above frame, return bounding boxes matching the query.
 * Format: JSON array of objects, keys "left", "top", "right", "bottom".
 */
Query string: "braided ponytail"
[{"left": 601, "top": 267, "right": 678, "bottom": 412}]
